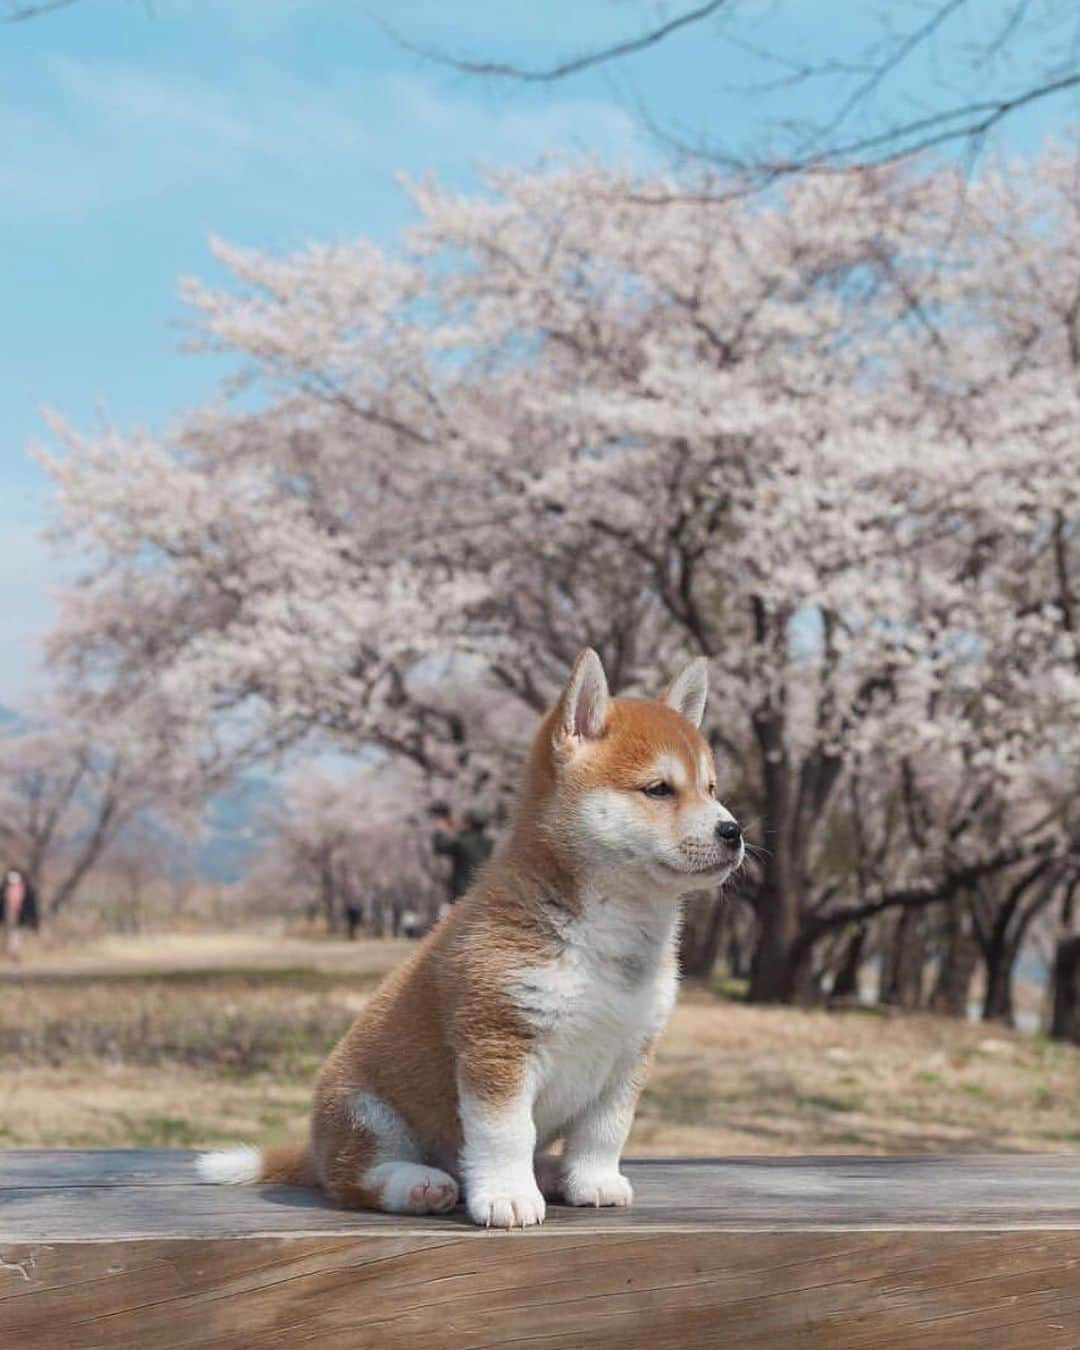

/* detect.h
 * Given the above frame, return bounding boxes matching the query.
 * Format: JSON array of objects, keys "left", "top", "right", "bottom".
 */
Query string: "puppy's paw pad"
[
  {"left": 562, "top": 1169, "right": 633, "bottom": 1208},
  {"left": 371, "top": 1163, "right": 459, "bottom": 1215},
  {"left": 468, "top": 1186, "right": 546, "bottom": 1229},
  {"left": 407, "top": 1174, "right": 459, "bottom": 1214}
]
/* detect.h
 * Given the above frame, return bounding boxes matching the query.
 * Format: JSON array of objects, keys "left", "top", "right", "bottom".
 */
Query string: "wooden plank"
[
  {"left": 1, "top": 1152, "right": 1078, "bottom": 1347},
  {"left": 0, "top": 1149, "right": 193, "bottom": 1188},
  {"left": 2, "top": 1153, "right": 1080, "bottom": 1239},
  {"left": 2, "top": 1232, "right": 1078, "bottom": 1349}
]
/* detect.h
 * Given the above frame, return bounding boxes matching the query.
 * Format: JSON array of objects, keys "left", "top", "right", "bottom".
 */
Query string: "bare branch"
[
  {"left": 800, "top": 0, "right": 970, "bottom": 152},
  {"left": 802, "top": 837, "right": 1065, "bottom": 944},
  {"left": 4, "top": 0, "right": 82, "bottom": 20},
  {"left": 391, "top": 0, "right": 1080, "bottom": 182},
  {"left": 650, "top": 68, "right": 1080, "bottom": 187},
  {"left": 379, "top": 1, "right": 730, "bottom": 83}
]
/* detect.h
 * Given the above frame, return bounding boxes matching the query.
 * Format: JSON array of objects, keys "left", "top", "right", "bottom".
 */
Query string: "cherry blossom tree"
[
  {"left": 40, "top": 145, "right": 1079, "bottom": 1000},
  {"left": 1050, "top": 872, "right": 1080, "bottom": 1042},
  {"left": 246, "top": 762, "right": 442, "bottom": 935},
  {"left": 0, "top": 720, "right": 182, "bottom": 918},
  {"left": 0, "top": 669, "right": 243, "bottom": 920}
]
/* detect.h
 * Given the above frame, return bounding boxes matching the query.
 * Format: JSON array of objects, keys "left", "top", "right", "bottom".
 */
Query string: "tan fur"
[
  {"left": 301, "top": 850, "right": 562, "bottom": 1201},
  {"left": 242, "top": 649, "right": 729, "bottom": 1214},
  {"left": 258, "top": 1142, "right": 319, "bottom": 1187}
]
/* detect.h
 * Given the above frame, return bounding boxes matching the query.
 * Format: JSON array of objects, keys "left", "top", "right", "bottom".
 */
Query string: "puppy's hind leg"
[
  {"left": 365, "top": 1160, "right": 459, "bottom": 1215},
  {"left": 318, "top": 1090, "right": 459, "bottom": 1216}
]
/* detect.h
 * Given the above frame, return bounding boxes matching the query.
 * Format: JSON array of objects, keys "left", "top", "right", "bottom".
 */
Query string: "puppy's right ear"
[{"left": 554, "top": 648, "right": 610, "bottom": 749}]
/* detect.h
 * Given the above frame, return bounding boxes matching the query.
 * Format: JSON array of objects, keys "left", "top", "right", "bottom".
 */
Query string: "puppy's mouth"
[
  {"left": 661, "top": 857, "right": 736, "bottom": 881},
  {"left": 694, "top": 861, "right": 735, "bottom": 879}
]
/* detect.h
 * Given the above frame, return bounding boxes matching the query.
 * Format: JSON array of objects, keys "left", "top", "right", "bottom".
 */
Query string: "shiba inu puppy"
[{"left": 198, "top": 649, "right": 743, "bottom": 1227}]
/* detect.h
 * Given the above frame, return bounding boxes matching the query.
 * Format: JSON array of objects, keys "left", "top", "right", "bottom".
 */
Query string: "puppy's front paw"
[
  {"left": 562, "top": 1167, "right": 633, "bottom": 1209},
  {"left": 467, "top": 1180, "right": 546, "bottom": 1229}
]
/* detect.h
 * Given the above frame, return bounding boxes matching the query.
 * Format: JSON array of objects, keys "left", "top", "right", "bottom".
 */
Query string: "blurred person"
[
  {"left": 344, "top": 901, "right": 362, "bottom": 941},
  {"left": 3, "top": 868, "right": 38, "bottom": 962},
  {"left": 430, "top": 802, "right": 494, "bottom": 907}
]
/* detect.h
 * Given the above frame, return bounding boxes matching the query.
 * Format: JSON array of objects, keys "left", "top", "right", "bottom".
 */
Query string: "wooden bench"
[{"left": 2, "top": 1151, "right": 1078, "bottom": 1348}]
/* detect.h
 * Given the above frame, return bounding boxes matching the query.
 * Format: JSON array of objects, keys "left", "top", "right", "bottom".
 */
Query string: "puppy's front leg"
[
  {"left": 557, "top": 1052, "right": 645, "bottom": 1208},
  {"left": 459, "top": 1072, "right": 545, "bottom": 1229}
]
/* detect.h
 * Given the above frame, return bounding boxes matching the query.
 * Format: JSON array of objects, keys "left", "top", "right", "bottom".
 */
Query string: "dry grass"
[
  {"left": 636, "top": 987, "right": 1079, "bottom": 1155},
  {"left": 1, "top": 933, "right": 1077, "bottom": 1155}
]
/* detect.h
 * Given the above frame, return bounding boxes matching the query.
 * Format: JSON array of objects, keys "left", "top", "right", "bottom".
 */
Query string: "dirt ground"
[{"left": 1, "top": 932, "right": 1076, "bottom": 1156}]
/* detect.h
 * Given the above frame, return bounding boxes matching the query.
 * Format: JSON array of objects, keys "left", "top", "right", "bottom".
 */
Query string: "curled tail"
[{"left": 196, "top": 1142, "right": 317, "bottom": 1188}]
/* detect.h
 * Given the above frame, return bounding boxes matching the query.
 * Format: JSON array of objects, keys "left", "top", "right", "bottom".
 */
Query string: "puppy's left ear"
[{"left": 663, "top": 657, "right": 708, "bottom": 729}]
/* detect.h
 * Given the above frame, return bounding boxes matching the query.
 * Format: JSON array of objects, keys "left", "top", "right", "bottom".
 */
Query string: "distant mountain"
[
  {"left": 0, "top": 703, "right": 21, "bottom": 727},
  {"left": 190, "top": 773, "right": 280, "bottom": 883}
]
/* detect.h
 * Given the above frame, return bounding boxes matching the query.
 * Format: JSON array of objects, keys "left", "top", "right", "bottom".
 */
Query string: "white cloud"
[
  {"left": 48, "top": 53, "right": 381, "bottom": 158},
  {"left": 380, "top": 72, "right": 652, "bottom": 170},
  {"left": 48, "top": 56, "right": 266, "bottom": 148},
  {"left": 1, "top": 56, "right": 381, "bottom": 219},
  {"left": 3, "top": 51, "right": 652, "bottom": 223}
]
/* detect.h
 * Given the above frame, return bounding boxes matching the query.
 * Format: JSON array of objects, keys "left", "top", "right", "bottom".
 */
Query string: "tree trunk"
[
  {"left": 976, "top": 859, "right": 1059, "bottom": 1028},
  {"left": 793, "top": 957, "right": 825, "bottom": 1007},
  {"left": 929, "top": 898, "right": 978, "bottom": 1018},
  {"left": 747, "top": 873, "right": 804, "bottom": 1003},
  {"left": 678, "top": 891, "right": 726, "bottom": 979},
  {"left": 981, "top": 934, "right": 1018, "bottom": 1025},
  {"left": 880, "top": 908, "right": 926, "bottom": 1009},
  {"left": 744, "top": 820, "right": 823, "bottom": 1005},
  {"left": 830, "top": 924, "right": 867, "bottom": 1000},
  {"left": 747, "top": 682, "right": 806, "bottom": 1005},
  {"left": 319, "top": 856, "right": 338, "bottom": 934},
  {"left": 722, "top": 900, "right": 754, "bottom": 981},
  {"left": 47, "top": 780, "right": 125, "bottom": 917},
  {"left": 1049, "top": 936, "right": 1080, "bottom": 1043}
]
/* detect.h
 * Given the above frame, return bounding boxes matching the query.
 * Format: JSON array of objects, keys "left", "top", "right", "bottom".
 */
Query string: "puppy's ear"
[
  {"left": 555, "top": 648, "right": 610, "bottom": 746},
  {"left": 663, "top": 657, "right": 708, "bottom": 728}
]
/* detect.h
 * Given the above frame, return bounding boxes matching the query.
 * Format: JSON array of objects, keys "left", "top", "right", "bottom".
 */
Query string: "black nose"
[{"left": 716, "top": 819, "right": 742, "bottom": 845}]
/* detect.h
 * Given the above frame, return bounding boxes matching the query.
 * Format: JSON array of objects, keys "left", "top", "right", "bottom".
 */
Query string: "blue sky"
[{"left": 1, "top": 0, "right": 1074, "bottom": 706}]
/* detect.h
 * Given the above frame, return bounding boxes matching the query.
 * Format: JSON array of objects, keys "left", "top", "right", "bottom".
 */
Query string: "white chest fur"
[{"left": 508, "top": 893, "right": 681, "bottom": 1144}]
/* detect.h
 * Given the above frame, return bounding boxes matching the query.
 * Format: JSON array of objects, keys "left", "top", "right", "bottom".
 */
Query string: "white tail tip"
[{"left": 196, "top": 1145, "right": 261, "bottom": 1185}]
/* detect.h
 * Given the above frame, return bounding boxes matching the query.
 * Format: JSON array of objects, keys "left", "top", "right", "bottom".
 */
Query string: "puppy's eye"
[
  {"left": 708, "top": 783, "right": 717, "bottom": 798},
  {"left": 642, "top": 782, "right": 674, "bottom": 799}
]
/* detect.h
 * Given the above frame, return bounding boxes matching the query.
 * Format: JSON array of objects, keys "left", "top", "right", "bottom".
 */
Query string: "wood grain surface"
[{"left": 1, "top": 1151, "right": 1078, "bottom": 1348}]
